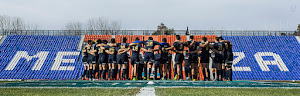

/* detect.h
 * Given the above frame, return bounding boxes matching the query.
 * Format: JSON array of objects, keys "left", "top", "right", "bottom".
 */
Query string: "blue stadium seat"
[
  {"left": 0, "top": 35, "right": 83, "bottom": 80},
  {"left": 223, "top": 36, "right": 300, "bottom": 80}
]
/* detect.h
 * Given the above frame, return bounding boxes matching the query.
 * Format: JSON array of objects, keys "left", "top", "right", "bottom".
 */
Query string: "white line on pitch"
[{"left": 136, "top": 87, "right": 156, "bottom": 96}]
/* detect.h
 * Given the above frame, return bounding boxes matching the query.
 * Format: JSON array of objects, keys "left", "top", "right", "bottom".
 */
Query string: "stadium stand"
[
  {"left": 223, "top": 36, "right": 300, "bottom": 80},
  {"left": 0, "top": 35, "right": 83, "bottom": 80}
]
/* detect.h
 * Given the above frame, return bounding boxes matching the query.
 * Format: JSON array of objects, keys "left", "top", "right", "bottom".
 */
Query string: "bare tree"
[
  {"left": 65, "top": 22, "right": 83, "bottom": 35},
  {"left": 86, "top": 17, "right": 121, "bottom": 35},
  {"left": 0, "top": 15, "right": 38, "bottom": 35}
]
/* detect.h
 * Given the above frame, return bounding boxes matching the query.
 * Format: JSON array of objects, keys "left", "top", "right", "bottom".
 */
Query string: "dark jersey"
[
  {"left": 106, "top": 45, "right": 118, "bottom": 56},
  {"left": 187, "top": 41, "right": 199, "bottom": 51},
  {"left": 227, "top": 43, "right": 233, "bottom": 53},
  {"left": 87, "top": 45, "right": 94, "bottom": 56},
  {"left": 159, "top": 42, "right": 170, "bottom": 56},
  {"left": 213, "top": 43, "right": 225, "bottom": 51},
  {"left": 200, "top": 42, "right": 210, "bottom": 56},
  {"left": 97, "top": 45, "right": 107, "bottom": 57},
  {"left": 173, "top": 42, "right": 184, "bottom": 51},
  {"left": 83, "top": 47, "right": 88, "bottom": 57},
  {"left": 143, "top": 40, "right": 159, "bottom": 53},
  {"left": 130, "top": 44, "right": 142, "bottom": 57},
  {"left": 117, "top": 43, "right": 129, "bottom": 56}
]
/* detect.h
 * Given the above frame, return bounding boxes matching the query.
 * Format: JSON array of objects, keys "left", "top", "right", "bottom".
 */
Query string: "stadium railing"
[{"left": 0, "top": 30, "right": 296, "bottom": 36}]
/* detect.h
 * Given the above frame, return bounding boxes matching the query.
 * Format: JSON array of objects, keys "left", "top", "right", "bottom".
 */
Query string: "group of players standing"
[{"left": 80, "top": 35, "right": 233, "bottom": 81}]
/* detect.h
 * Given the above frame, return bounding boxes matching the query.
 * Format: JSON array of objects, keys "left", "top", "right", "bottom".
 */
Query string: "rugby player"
[
  {"left": 153, "top": 50, "right": 161, "bottom": 80},
  {"left": 166, "top": 35, "right": 187, "bottom": 80},
  {"left": 117, "top": 37, "right": 130, "bottom": 80},
  {"left": 186, "top": 35, "right": 200, "bottom": 81},
  {"left": 159, "top": 38, "right": 171, "bottom": 80},
  {"left": 99, "top": 40, "right": 109, "bottom": 80},
  {"left": 95, "top": 39, "right": 102, "bottom": 80},
  {"left": 212, "top": 37, "right": 225, "bottom": 81},
  {"left": 127, "top": 37, "right": 146, "bottom": 80},
  {"left": 86, "top": 40, "right": 97, "bottom": 80},
  {"left": 81, "top": 42, "right": 89, "bottom": 80},
  {"left": 221, "top": 39, "right": 233, "bottom": 81},
  {"left": 199, "top": 37, "right": 211, "bottom": 81},
  {"left": 105, "top": 38, "right": 118, "bottom": 80},
  {"left": 142, "top": 37, "right": 159, "bottom": 80}
]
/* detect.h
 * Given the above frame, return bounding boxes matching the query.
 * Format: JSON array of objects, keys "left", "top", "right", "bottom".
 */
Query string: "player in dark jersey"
[
  {"left": 98, "top": 40, "right": 108, "bottom": 80},
  {"left": 142, "top": 37, "right": 159, "bottom": 80},
  {"left": 153, "top": 50, "right": 160, "bottom": 80},
  {"left": 81, "top": 42, "right": 89, "bottom": 80},
  {"left": 94, "top": 39, "right": 102, "bottom": 80},
  {"left": 221, "top": 39, "right": 233, "bottom": 81},
  {"left": 117, "top": 37, "right": 130, "bottom": 80},
  {"left": 184, "top": 50, "right": 191, "bottom": 80},
  {"left": 186, "top": 35, "right": 200, "bottom": 81},
  {"left": 127, "top": 37, "right": 146, "bottom": 80},
  {"left": 105, "top": 38, "right": 118, "bottom": 80},
  {"left": 159, "top": 38, "right": 171, "bottom": 80},
  {"left": 212, "top": 37, "right": 226, "bottom": 81},
  {"left": 166, "top": 35, "right": 187, "bottom": 80},
  {"left": 199, "top": 37, "right": 212, "bottom": 81},
  {"left": 86, "top": 40, "right": 97, "bottom": 80}
]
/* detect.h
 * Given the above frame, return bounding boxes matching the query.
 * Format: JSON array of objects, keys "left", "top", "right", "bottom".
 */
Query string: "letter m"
[{"left": 5, "top": 51, "right": 49, "bottom": 70}]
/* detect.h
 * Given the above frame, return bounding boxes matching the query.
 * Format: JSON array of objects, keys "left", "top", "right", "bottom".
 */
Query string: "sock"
[
  {"left": 112, "top": 69, "right": 116, "bottom": 79},
  {"left": 213, "top": 71, "right": 216, "bottom": 80},
  {"left": 102, "top": 70, "right": 106, "bottom": 79},
  {"left": 108, "top": 69, "right": 111, "bottom": 79},
  {"left": 202, "top": 69, "right": 206, "bottom": 80},
  {"left": 185, "top": 68, "right": 189, "bottom": 78},
  {"left": 144, "top": 67, "right": 147, "bottom": 79},
  {"left": 222, "top": 69, "right": 225, "bottom": 79},
  {"left": 207, "top": 69, "right": 211, "bottom": 80},
  {"left": 89, "top": 69, "right": 92, "bottom": 78},
  {"left": 118, "top": 69, "right": 121, "bottom": 79},
  {"left": 228, "top": 69, "right": 232, "bottom": 81},
  {"left": 82, "top": 70, "right": 87, "bottom": 77},
  {"left": 123, "top": 69, "right": 126, "bottom": 79},
  {"left": 179, "top": 75, "right": 183, "bottom": 79},
  {"left": 92, "top": 70, "right": 95, "bottom": 78},
  {"left": 148, "top": 68, "right": 152, "bottom": 78},
  {"left": 154, "top": 67, "right": 157, "bottom": 80},
  {"left": 99, "top": 70, "right": 102, "bottom": 79},
  {"left": 193, "top": 75, "right": 197, "bottom": 79}
]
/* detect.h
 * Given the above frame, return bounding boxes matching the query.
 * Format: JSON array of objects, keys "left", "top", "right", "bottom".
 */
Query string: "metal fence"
[{"left": 0, "top": 30, "right": 297, "bottom": 36}]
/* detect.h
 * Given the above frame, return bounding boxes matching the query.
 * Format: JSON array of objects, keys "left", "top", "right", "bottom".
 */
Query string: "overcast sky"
[{"left": 0, "top": 0, "right": 299, "bottom": 30}]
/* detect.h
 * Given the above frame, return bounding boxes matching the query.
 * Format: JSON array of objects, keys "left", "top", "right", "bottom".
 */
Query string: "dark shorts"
[
  {"left": 189, "top": 53, "right": 198, "bottom": 63},
  {"left": 144, "top": 53, "right": 154, "bottom": 63},
  {"left": 214, "top": 55, "right": 223, "bottom": 64},
  {"left": 131, "top": 56, "right": 140, "bottom": 65},
  {"left": 211, "top": 57, "right": 216, "bottom": 68},
  {"left": 108, "top": 55, "right": 117, "bottom": 63},
  {"left": 200, "top": 56, "right": 210, "bottom": 63},
  {"left": 227, "top": 52, "right": 234, "bottom": 61},
  {"left": 82, "top": 56, "right": 88, "bottom": 66},
  {"left": 98, "top": 56, "right": 107, "bottom": 65},
  {"left": 117, "top": 55, "right": 129, "bottom": 64},
  {"left": 184, "top": 59, "right": 190, "bottom": 68},
  {"left": 175, "top": 53, "right": 184, "bottom": 64},
  {"left": 160, "top": 56, "right": 169, "bottom": 64},
  {"left": 88, "top": 56, "right": 97, "bottom": 64},
  {"left": 154, "top": 61, "right": 160, "bottom": 66}
]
